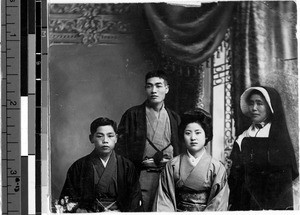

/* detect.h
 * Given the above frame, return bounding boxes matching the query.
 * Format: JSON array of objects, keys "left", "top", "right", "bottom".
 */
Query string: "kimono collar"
[
  {"left": 146, "top": 100, "right": 165, "bottom": 113},
  {"left": 90, "top": 149, "right": 115, "bottom": 166},
  {"left": 186, "top": 149, "right": 205, "bottom": 167},
  {"left": 100, "top": 153, "right": 113, "bottom": 167}
]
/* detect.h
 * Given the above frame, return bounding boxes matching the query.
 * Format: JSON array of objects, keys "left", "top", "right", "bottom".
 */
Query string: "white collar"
[
  {"left": 100, "top": 156, "right": 111, "bottom": 168},
  {"left": 236, "top": 122, "right": 272, "bottom": 149},
  {"left": 186, "top": 149, "right": 205, "bottom": 167}
]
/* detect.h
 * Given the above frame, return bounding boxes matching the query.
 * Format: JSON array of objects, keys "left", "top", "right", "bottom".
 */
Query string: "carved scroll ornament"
[{"left": 49, "top": 4, "right": 138, "bottom": 45}]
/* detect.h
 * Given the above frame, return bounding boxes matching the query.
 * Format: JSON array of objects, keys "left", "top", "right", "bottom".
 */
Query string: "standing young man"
[{"left": 116, "top": 70, "right": 181, "bottom": 211}]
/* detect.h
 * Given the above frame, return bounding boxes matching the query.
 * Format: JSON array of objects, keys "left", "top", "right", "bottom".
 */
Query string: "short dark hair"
[
  {"left": 145, "top": 70, "right": 169, "bottom": 85},
  {"left": 90, "top": 117, "right": 117, "bottom": 135},
  {"left": 179, "top": 109, "right": 212, "bottom": 146}
]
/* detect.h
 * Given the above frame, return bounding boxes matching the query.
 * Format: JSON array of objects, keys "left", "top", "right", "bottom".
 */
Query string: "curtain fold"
[
  {"left": 231, "top": 1, "right": 298, "bottom": 207},
  {"left": 232, "top": 1, "right": 298, "bottom": 141},
  {"left": 144, "top": 2, "right": 235, "bottom": 64}
]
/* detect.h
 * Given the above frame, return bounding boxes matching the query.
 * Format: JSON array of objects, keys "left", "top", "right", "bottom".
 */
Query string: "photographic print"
[{"left": 47, "top": 0, "right": 299, "bottom": 213}]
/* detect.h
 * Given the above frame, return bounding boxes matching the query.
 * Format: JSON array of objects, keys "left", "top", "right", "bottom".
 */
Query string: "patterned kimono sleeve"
[
  {"left": 205, "top": 162, "right": 230, "bottom": 211},
  {"left": 152, "top": 161, "right": 177, "bottom": 212}
]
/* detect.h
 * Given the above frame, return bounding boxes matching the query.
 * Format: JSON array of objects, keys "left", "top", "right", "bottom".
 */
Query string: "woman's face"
[
  {"left": 184, "top": 122, "right": 206, "bottom": 156},
  {"left": 248, "top": 93, "right": 270, "bottom": 123}
]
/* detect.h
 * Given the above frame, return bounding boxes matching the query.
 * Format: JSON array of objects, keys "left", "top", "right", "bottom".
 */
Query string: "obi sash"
[
  {"left": 175, "top": 153, "right": 211, "bottom": 211},
  {"left": 176, "top": 186, "right": 209, "bottom": 211}
]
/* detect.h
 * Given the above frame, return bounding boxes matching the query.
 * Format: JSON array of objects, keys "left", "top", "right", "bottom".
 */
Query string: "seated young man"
[{"left": 59, "top": 117, "right": 143, "bottom": 212}]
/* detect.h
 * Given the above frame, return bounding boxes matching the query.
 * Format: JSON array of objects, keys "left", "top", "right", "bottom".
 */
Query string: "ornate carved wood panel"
[{"left": 49, "top": 3, "right": 148, "bottom": 45}]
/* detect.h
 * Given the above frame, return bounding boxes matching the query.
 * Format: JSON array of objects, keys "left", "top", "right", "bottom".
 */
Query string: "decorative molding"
[
  {"left": 49, "top": 4, "right": 141, "bottom": 45},
  {"left": 50, "top": 4, "right": 132, "bottom": 15},
  {"left": 213, "top": 29, "right": 235, "bottom": 162}
]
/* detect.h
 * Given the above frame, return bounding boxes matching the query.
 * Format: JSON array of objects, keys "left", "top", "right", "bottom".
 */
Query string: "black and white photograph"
[{"left": 47, "top": 0, "right": 299, "bottom": 213}]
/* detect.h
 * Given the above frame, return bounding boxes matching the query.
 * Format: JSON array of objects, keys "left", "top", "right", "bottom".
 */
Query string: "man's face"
[
  {"left": 248, "top": 94, "right": 270, "bottom": 124},
  {"left": 89, "top": 125, "right": 117, "bottom": 157},
  {"left": 145, "top": 77, "right": 169, "bottom": 106}
]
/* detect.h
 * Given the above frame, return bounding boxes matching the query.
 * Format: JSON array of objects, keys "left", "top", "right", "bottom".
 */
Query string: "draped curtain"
[
  {"left": 144, "top": 2, "right": 234, "bottom": 115},
  {"left": 232, "top": 1, "right": 298, "bottom": 208},
  {"left": 231, "top": 1, "right": 298, "bottom": 166},
  {"left": 145, "top": 1, "right": 299, "bottom": 208},
  {"left": 144, "top": 2, "right": 235, "bottom": 64}
]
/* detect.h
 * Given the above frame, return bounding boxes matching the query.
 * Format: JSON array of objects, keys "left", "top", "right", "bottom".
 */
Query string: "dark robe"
[
  {"left": 116, "top": 101, "right": 181, "bottom": 172},
  {"left": 228, "top": 86, "right": 299, "bottom": 210},
  {"left": 60, "top": 150, "right": 142, "bottom": 212}
]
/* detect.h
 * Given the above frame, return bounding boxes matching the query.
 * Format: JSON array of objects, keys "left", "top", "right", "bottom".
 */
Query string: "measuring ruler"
[
  {"left": 1, "top": 0, "right": 21, "bottom": 214},
  {"left": 2, "top": 0, "right": 47, "bottom": 213}
]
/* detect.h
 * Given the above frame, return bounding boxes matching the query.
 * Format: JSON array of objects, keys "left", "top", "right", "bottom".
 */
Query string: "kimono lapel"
[
  {"left": 178, "top": 154, "right": 195, "bottom": 183},
  {"left": 179, "top": 152, "right": 211, "bottom": 190},
  {"left": 146, "top": 106, "right": 159, "bottom": 135},
  {"left": 90, "top": 150, "right": 105, "bottom": 185},
  {"left": 89, "top": 151, "right": 117, "bottom": 188},
  {"left": 97, "top": 151, "right": 118, "bottom": 193},
  {"left": 146, "top": 106, "right": 170, "bottom": 150}
]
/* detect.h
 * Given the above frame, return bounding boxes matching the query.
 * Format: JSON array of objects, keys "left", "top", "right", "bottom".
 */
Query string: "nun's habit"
[{"left": 228, "top": 86, "right": 299, "bottom": 210}]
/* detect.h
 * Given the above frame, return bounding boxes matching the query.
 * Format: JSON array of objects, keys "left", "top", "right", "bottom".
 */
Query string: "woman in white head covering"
[{"left": 228, "top": 86, "right": 298, "bottom": 210}]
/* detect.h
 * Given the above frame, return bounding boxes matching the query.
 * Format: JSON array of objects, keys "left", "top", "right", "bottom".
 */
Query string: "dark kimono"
[
  {"left": 116, "top": 101, "right": 181, "bottom": 171},
  {"left": 115, "top": 101, "right": 181, "bottom": 211},
  {"left": 60, "top": 150, "right": 142, "bottom": 212},
  {"left": 228, "top": 87, "right": 299, "bottom": 210},
  {"left": 153, "top": 151, "right": 229, "bottom": 211}
]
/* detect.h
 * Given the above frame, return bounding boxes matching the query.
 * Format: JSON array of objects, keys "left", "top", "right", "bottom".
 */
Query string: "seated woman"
[
  {"left": 228, "top": 86, "right": 299, "bottom": 210},
  {"left": 153, "top": 109, "right": 229, "bottom": 211}
]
